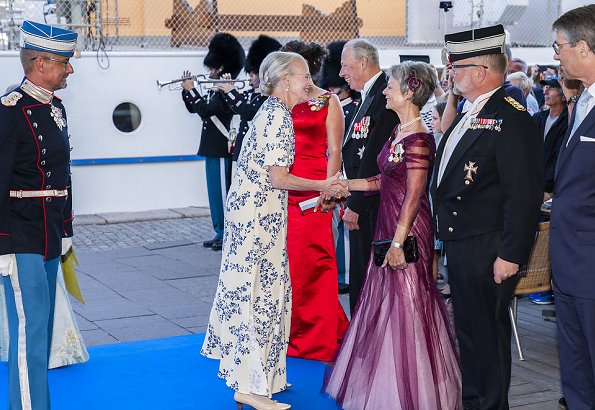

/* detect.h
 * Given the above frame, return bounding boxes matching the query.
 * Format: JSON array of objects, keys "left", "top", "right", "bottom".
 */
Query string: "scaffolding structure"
[{"left": 0, "top": 0, "right": 576, "bottom": 52}]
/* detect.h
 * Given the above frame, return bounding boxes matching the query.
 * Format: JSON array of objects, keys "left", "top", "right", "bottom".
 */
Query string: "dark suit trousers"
[
  {"left": 348, "top": 196, "right": 379, "bottom": 314},
  {"left": 444, "top": 232, "right": 518, "bottom": 410},
  {"left": 553, "top": 281, "right": 595, "bottom": 410}
]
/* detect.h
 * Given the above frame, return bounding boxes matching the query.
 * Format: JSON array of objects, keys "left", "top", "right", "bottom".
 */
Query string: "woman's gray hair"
[
  {"left": 259, "top": 51, "right": 306, "bottom": 96},
  {"left": 389, "top": 61, "right": 436, "bottom": 110},
  {"left": 506, "top": 71, "right": 534, "bottom": 93}
]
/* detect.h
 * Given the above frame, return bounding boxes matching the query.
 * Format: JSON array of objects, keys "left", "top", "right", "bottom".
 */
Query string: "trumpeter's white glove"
[
  {"left": 61, "top": 237, "right": 73, "bottom": 256},
  {"left": 0, "top": 254, "right": 15, "bottom": 277}
]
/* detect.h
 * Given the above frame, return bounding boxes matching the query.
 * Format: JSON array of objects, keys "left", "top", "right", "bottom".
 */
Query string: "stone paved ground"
[
  {"left": 75, "top": 217, "right": 214, "bottom": 251},
  {"left": 72, "top": 209, "right": 225, "bottom": 346}
]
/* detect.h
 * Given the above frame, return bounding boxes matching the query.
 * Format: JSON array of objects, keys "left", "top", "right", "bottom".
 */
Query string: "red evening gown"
[
  {"left": 324, "top": 132, "right": 462, "bottom": 409},
  {"left": 286, "top": 93, "right": 349, "bottom": 362}
]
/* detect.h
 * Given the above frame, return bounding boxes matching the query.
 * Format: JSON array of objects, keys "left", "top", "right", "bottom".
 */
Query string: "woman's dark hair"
[
  {"left": 281, "top": 40, "right": 328, "bottom": 76},
  {"left": 434, "top": 102, "right": 447, "bottom": 119}
]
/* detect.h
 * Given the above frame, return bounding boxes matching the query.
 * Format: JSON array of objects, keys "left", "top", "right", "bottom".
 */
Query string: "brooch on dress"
[
  {"left": 308, "top": 96, "right": 330, "bottom": 111},
  {"left": 388, "top": 142, "right": 404, "bottom": 163},
  {"left": 50, "top": 104, "right": 66, "bottom": 131}
]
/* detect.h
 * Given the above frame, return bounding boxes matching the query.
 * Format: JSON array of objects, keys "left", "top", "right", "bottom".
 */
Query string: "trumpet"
[{"left": 156, "top": 74, "right": 250, "bottom": 91}]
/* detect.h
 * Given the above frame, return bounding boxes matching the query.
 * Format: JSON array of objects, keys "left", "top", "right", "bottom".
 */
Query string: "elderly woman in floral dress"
[{"left": 201, "top": 51, "right": 348, "bottom": 410}]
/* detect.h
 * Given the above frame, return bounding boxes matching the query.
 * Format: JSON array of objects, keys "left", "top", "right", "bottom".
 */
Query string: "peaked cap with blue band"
[
  {"left": 442, "top": 24, "right": 506, "bottom": 64},
  {"left": 20, "top": 20, "right": 77, "bottom": 57}
]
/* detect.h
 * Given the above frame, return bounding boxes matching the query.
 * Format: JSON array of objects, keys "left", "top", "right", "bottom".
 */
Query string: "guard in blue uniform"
[
  {"left": 0, "top": 21, "right": 77, "bottom": 410},
  {"left": 219, "top": 35, "right": 281, "bottom": 166},
  {"left": 181, "top": 33, "right": 245, "bottom": 251}
]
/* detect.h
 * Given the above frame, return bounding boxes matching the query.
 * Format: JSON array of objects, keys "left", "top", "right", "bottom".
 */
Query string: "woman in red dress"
[{"left": 281, "top": 41, "right": 349, "bottom": 362}]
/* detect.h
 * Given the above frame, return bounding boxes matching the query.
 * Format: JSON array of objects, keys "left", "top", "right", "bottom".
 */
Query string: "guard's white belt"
[{"left": 10, "top": 189, "right": 68, "bottom": 198}]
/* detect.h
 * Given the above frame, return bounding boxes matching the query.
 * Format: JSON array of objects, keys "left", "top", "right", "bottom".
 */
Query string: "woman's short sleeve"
[
  {"left": 403, "top": 132, "right": 436, "bottom": 171},
  {"left": 263, "top": 107, "right": 295, "bottom": 168}
]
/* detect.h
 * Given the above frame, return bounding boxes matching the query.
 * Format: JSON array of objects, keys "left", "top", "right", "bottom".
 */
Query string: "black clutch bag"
[{"left": 372, "top": 236, "right": 419, "bottom": 267}]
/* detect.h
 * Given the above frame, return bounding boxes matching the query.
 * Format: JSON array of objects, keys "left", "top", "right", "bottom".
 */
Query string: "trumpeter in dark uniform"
[
  {"left": 218, "top": 35, "right": 282, "bottom": 170},
  {"left": 181, "top": 32, "right": 245, "bottom": 251},
  {"left": 0, "top": 20, "right": 77, "bottom": 410},
  {"left": 431, "top": 24, "right": 543, "bottom": 410}
]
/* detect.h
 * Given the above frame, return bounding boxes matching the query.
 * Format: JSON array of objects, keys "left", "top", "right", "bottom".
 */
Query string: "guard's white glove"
[
  {"left": 0, "top": 254, "right": 15, "bottom": 277},
  {"left": 61, "top": 237, "right": 73, "bottom": 256}
]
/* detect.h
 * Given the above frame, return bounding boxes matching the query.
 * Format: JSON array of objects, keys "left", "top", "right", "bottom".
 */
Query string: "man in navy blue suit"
[{"left": 549, "top": 5, "right": 595, "bottom": 410}]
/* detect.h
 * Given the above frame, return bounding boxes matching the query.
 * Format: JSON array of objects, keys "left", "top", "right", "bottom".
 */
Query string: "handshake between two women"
[{"left": 322, "top": 172, "right": 350, "bottom": 199}]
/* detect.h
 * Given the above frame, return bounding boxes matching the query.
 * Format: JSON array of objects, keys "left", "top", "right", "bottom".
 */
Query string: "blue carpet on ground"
[{"left": 0, "top": 334, "right": 339, "bottom": 409}]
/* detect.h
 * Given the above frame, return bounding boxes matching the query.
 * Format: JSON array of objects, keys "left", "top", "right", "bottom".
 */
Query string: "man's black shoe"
[
  {"left": 212, "top": 240, "right": 223, "bottom": 251},
  {"left": 558, "top": 397, "right": 567, "bottom": 410},
  {"left": 338, "top": 283, "right": 349, "bottom": 294},
  {"left": 203, "top": 238, "right": 218, "bottom": 248}
]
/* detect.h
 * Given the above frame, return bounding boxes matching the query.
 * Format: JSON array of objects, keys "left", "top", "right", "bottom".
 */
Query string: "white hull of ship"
[{"left": 0, "top": 48, "right": 557, "bottom": 215}]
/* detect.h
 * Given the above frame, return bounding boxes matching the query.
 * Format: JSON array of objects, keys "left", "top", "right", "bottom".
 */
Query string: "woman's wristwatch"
[
  {"left": 391, "top": 241, "right": 403, "bottom": 249},
  {"left": 568, "top": 94, "right": 580, "bottom": 104}
]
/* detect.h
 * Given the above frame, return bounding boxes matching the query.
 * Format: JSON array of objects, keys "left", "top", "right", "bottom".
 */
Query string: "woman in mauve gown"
[
  {"left": 280, "top": 41, "right": 349, "bottom": 362},
  {"left": 324, "top": 61, "right": 462, "bottom": 410}
]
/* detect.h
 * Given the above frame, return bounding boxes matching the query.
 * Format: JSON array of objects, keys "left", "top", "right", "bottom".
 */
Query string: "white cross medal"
[
  {"left": 464, "top": 161, "right": 478, "bottom": 185},
  {"left": 50, "top": 104, "right": 66, "bottom": 131}
]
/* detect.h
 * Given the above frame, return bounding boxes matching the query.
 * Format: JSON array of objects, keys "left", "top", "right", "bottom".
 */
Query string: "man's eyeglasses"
[
  {"left": 451, "top": 64, "right": 488, "bottom": 72},
  {"left": 31, "top": 56, "right": 71, "bottom": 68},
  {"left": 552, "top": 41, "right": 572, "bottom": 55}
]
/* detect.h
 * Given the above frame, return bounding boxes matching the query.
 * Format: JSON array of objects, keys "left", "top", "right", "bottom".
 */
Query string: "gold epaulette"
[
  {"left": 1, "top": 91, "right": 22, "bottom": 107},
  {"left": 504, "top": 96, "right": 526, "bottom": 111}
]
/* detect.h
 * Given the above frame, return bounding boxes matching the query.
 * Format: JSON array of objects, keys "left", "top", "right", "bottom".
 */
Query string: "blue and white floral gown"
[{"left": 201, "top": 97, "right": 294, "bottom": 397}]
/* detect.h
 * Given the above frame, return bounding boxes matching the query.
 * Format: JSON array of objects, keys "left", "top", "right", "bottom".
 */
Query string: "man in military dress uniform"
[
  {"left": 0, "top": 21, "right": 77, "bottom": 410},
  {"left": 431, "top": 25, "right": 543, "bottom": 410},
  {"left": 339, "top": 39, "right": 399, "bottom": 313},
  {"left": 319, "top": 40, "right": 361, "bottom": 294},
  {"left": 218, "top": 35, "right": 281, "bottom": 173},
  {"left": 181, "top": 32, "right": 245, "bottom": 252}
]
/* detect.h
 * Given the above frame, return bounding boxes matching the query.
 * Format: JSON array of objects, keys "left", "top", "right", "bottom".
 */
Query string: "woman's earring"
[{"left": 285, "top": 85, "right": 290, "bottom": 91}]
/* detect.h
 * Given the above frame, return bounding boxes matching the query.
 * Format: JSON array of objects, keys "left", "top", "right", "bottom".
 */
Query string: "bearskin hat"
[
  {"left": 203, "top": 32, "right": 246, "bottom": 78},
  {"left": 319, "top": 41, "right": 348, "bottom": 89},
  {"left": 245, "top": 35, "right": 282, "bottom": 74}
]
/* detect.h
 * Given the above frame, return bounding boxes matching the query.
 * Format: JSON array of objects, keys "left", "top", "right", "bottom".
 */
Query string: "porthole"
[{"left": 113, "top": 102, "right": 141, "bottom": 133}]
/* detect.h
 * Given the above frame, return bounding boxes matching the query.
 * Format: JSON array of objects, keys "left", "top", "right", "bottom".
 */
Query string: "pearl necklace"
[{"left": 397, "top": 116, "right": 421, "bottom": 132}]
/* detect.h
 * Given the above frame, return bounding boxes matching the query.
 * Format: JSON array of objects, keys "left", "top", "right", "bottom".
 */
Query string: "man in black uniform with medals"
[
  {"left": 319, "top": 40, "right": 361, "bottom": 295},
  {"left": 431, "top": 25, "right": 543, "bottom": 410},
  {"left": 340, "top": 39, "right": 399, "bottom": 313},
  {"left": 0, "top": 20, "right": 77, "bottom": 410},
  {"left": 181, "top": 32, "right": 245, "bottom": 252}
]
